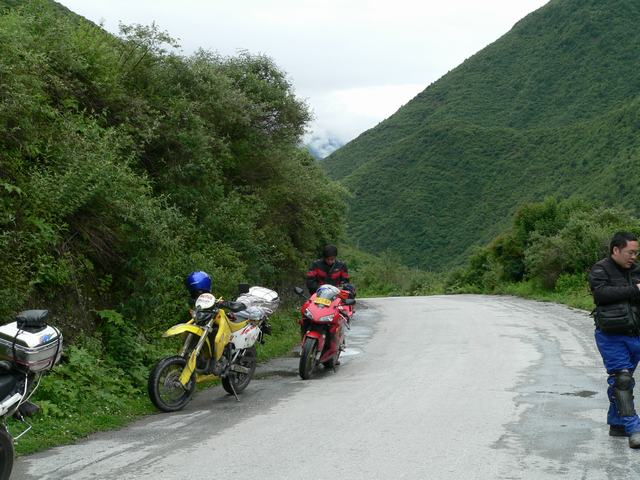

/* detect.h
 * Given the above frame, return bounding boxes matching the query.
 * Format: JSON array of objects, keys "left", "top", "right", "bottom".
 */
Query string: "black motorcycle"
[{"left": 0, "top": 310, "right": 63, "bottom": 480}]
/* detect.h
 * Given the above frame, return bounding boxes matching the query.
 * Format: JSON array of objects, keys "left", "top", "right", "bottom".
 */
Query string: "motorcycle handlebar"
[{"left": 217, "top": 300, "right": 247, "bottom": 313}]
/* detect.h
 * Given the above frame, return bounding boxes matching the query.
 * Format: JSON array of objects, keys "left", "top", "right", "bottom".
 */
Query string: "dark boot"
[
  {"left": 610, "top": 425, "right": 628, "bottom": 437},
  {"left": 629, "top": 432, "right": 640, "bottom": 449}
]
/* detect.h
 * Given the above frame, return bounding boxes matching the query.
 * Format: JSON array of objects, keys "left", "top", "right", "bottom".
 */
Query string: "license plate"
[{"left": 314, "top": 297, "right": 332, "bottom": 306}]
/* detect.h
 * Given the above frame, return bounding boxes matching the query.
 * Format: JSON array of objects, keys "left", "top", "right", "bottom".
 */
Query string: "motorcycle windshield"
[{"left": 315, "top": 284, "right": 340, "bottom": 303}]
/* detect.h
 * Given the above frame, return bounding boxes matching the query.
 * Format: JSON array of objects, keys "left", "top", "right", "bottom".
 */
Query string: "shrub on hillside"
[{"left": 453, "top": 197, "right": 640, "bottom": 292}]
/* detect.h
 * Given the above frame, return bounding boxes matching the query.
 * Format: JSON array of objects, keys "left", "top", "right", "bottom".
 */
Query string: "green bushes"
[
  {"left": 447, "top": 196, "right": 640, "bottom": 307},
  {"left": 341, "top": 245, "right": 444, "bottom": 297},
  {"left": 0, "top": 0, "right": 346, "bottom": 325}
]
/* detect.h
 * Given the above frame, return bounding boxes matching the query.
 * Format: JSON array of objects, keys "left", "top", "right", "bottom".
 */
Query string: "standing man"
[
  {"left": 589, "top": 231, "right": 640, "bottom": 449},
  {"left": 306, "top": 244, "right": 350, "bottom": 295}
]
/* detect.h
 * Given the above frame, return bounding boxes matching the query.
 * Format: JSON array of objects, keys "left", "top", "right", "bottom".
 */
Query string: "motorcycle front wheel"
[
  {"left": 299, "top": 337, "right": 318, "bottom": 380},
  {"left": 0, "top": 427, "right": 14, "bottom": 480},
  {"left": 148, "top": 356, "right": 196, "bottom": 412},
  {"left": 222, "top": 346, "right": 257, "bottom": 395},
  {"left": 323, "top": 336, "right": 344, "bottom": 369}
]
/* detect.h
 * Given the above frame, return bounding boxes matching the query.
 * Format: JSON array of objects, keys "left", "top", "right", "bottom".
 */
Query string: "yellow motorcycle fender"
[
  {"left": 163, "top": 322, "right": 212, "bottom": 386},
  {"left": 164, "top": 323, "right": 213, "bottom": 357},
  {"left": 163, "top": 323, "right": 204, "bottom": 338}
]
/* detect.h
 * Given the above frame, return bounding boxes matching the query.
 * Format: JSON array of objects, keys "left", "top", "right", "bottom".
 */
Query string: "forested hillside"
[
  {"left": 0, "top": 0, "right": 346, "bottom": 332},
  {"left": 323, "top": 0, "right": 640, "bottom": 270}
]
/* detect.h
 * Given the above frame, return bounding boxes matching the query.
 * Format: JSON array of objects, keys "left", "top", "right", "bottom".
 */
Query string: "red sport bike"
[{"left": 294, "top": 284, "right": 356, "bottom": 379}]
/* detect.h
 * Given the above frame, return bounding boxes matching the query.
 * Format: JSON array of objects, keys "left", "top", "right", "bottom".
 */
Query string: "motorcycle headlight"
[
  {"left": 304, "top": 308, "right": 314, "bottom": 320},
  {"left": 318, "top": 314, "right": 334, "bottom": 323},
  {"left": 195, "top": 310, "right": 214, "bottom": 323}
]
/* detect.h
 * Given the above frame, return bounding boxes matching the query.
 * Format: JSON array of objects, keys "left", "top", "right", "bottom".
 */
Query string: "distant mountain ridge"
[{"left": 322, "top": 0, "right": 640, "bottom": 270}]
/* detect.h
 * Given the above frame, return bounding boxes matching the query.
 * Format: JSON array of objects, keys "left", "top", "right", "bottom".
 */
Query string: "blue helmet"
[{"left": 186, "top": 271, "right": 212, "bottom": 299}]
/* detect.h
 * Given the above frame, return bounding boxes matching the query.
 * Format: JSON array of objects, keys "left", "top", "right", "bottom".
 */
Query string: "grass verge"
[{"left": 493, "top": 279, "right": 594, "bottom": 311}]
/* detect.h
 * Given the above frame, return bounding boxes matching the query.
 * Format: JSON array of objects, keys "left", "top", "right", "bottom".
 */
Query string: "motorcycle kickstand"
[
  {"left": 333, "top": 343, "right": 346, "bottom": 372},
  {"left": 229, "top": 379, "right": 240, "bottom": 402}
]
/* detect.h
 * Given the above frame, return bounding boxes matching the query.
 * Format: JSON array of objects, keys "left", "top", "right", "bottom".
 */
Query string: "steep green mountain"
[{"left": 323, "top": 0, "right": 640, "bottom": 270}]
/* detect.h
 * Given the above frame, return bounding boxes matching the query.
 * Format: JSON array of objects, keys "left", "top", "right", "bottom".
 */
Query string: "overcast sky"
[{"left": 56, "top": 0, "right": 549, "bottom": 157}]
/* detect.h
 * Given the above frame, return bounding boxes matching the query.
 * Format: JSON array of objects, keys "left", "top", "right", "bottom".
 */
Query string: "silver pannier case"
[{"left": 0, "top": 310, "right": 63, "bottom": 372}]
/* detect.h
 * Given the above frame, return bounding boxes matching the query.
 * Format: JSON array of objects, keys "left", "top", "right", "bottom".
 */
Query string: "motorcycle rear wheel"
[
  {"left": 148, "top": 356, "right": 196, "bottom": 412},
  {"left": 222, "top": 346, "right": 257, "bottom": 395},
  {"left": 299, "top": 337, "right": 318, "bottom": 380},
  {"left": 0, "top": 427, "right": 14, "bottom": 480}
]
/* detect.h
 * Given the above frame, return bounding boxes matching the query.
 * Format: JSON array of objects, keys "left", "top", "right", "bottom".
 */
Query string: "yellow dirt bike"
[{"left": 148, "top": 288, "right": 276, "bottom": 412}]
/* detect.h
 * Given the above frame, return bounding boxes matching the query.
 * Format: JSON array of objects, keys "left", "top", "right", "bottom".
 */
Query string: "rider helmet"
[{"left": 185, "top": 271, "right": 212, "bottom": 299}]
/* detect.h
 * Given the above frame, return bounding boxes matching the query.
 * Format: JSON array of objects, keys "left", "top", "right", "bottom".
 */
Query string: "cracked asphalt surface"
[{"left": 13, "top": 295, "right": 640, "bottom": 479}]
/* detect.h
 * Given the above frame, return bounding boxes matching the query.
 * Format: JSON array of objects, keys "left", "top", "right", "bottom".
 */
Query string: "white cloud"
[
  {"left": 302, "top": 83, "right": 424, "bottom": 151},
  {"left": 57, "top": 0, "right": 550, "bottom": 148}
]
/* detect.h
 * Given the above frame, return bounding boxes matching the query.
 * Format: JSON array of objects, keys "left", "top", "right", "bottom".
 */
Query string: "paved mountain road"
[{"left": 13, "top": 295, "right": 640, "bottom": 479}]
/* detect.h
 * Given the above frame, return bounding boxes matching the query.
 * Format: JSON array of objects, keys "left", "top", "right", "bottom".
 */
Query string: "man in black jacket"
[
  {"left": 305, "top": 244, "right": 350, "bottom": 295},
  {"left": 589, "top": 231, "right": 640, "bottom": 448}
]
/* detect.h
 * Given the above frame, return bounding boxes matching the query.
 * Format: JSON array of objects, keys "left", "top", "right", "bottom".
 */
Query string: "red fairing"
[
  {"left": 303, "top": 329, "right": 326, "bottom": 354},
  {"left": 299, "top": 286, "right": 354, "bottom": 366}
]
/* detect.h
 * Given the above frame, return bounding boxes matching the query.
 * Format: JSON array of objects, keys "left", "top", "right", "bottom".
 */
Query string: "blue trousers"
[{"left": 595, "top": 328, "right": 640, "bottom": 434}]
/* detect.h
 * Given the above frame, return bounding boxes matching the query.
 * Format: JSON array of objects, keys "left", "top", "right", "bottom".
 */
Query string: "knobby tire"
[
  {"left": 148, "top": 356, "right": 196, "bottom": 412},
  {"left": 222, "top": 346, "right": 257, "bottom": 395}
]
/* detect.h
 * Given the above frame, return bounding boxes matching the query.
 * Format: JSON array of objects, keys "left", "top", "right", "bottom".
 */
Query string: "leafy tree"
[{"left": 0, "top": 0, "right": 346, "bottom": 354}]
